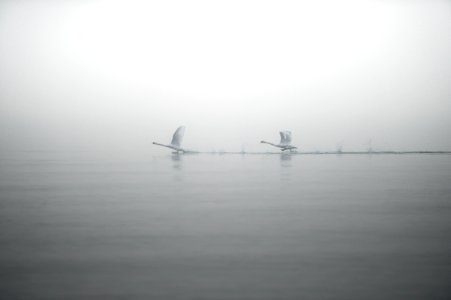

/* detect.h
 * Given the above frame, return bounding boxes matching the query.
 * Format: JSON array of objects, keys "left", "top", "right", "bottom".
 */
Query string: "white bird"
[
  {"left": 261, "top": 130, "right": 297, "bottom": 152},
  {"left": 153, "top": 126, "right": 186, "bottom": 153}
]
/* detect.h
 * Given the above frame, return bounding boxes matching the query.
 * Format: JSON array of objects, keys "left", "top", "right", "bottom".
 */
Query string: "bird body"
[
  {"left": 261, "top": 131, "right": 297, "bottom": 151},
  {"left": 153, "top": 126, "right": 186, "bottom": 153}
]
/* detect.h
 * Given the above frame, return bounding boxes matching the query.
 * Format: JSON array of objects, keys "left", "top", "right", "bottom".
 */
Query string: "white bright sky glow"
[{"left": 0, "top": 0, "right": 450, "bottom": 154}]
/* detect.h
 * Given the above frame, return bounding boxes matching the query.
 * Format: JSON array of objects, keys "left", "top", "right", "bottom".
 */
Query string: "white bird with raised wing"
[
  {"left": 261, "top": 130, "right": 297, "bottom": 152},
  {"left": 153, "top": 126, "right": 186, "bottom": 153}
]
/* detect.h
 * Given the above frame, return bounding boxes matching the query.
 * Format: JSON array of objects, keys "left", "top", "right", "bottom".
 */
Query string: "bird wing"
[
  {"left": 171, "top": 126, "right": 185, "bottom": 147},
  {"left": 279, "top": 131, "right": 292, "bottom": 145}
]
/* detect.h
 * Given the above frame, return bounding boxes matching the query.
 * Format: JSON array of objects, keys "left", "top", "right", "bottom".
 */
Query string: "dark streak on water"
[{"left": 1, "top": 153, "right": 451, "bottom": 299}]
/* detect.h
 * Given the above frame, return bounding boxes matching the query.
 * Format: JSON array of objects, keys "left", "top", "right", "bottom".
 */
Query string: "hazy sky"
[{"left": 1, "top": 0, "right": 450, "bottom": 154}]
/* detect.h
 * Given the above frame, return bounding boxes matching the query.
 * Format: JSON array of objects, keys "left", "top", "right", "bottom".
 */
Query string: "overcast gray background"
[{"left": 1, "top": 0, "right": 450, "bottom": 156}]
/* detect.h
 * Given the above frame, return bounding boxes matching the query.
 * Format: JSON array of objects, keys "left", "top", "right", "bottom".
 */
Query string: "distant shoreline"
[{"left": 186, "top": 151, "right": 451, "bottom": 155}]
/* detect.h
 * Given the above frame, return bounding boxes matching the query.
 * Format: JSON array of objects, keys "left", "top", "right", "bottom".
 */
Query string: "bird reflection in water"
[
  {"left": 280, "top": 153, "right": 292, "bottom": 182},
  {"left": 170, "top": 153, "right": 184, "bottom": 184},
  {"left": 171, "top": 153, "right": 183, "bottom": 170},
  {"left": 280, "top": 152, "right": 292, "bottom": 164}
]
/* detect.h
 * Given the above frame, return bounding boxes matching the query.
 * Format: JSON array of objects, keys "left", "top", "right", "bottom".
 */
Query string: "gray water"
[{"left": 1, "top": 153, "right": 451, "bottom": 299}]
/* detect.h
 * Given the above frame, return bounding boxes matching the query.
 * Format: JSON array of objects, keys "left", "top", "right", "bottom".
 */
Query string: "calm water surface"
[{"left": 1, "top": 153, "right": 451, "bottom": 299}]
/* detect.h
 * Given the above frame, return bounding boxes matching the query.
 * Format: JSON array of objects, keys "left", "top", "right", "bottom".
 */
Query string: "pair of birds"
[{"left": 153, "top": 126, "right": 298, "bottom": 153}]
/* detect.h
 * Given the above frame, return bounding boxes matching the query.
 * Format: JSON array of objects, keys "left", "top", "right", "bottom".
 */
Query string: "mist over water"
[
  {"left": 1, "top": 0, "right": 451, "bottom": 153},
  {"left": 1, "top": 0, "right": 451, "bottom": 299},
  {"left": 1, "top": 153, "right": 451, "bottom": 299}
]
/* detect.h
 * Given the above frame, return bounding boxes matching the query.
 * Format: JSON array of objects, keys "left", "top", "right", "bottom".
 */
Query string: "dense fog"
[{"left": 1, "top": 0, "right": 450, "bottom": 156}]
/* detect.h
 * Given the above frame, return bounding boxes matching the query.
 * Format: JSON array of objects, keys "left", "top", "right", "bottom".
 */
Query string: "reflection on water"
[
  {"left": 171, "top": 153, "right": 183, "bottom": 168},
  {"left": 1, "top": 153, "right": 451, "bottom": 300},
  {"left": 279, "top": 153, "right": 292, "bottom": 182},
  {"left": 171, "top": 153, "right": 183, "bottom": 182},
  {"left": 280, "top": 152, "right": 292, "bottom": 162}
]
